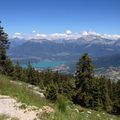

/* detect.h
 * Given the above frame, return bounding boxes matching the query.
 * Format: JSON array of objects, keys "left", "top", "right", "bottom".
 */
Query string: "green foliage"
[
  {"left": 26, "top": 62, "right": 36, "bottom": 84},
  {"left": 3, "top": 58, "right": 14, "bottom": 76},
  {"left": 0, "top": 74, "right": 47, "bottom": 107},
  {"left": 0, "top": 21, "right": 9, "bottom": 73},
  {"left": 56, "top": 95, "right": 67, "bottom": 113},
  {"left": 74, "top": 53, "right": 113, "bottom": 113},
  {"left": 45, "top": 84, "right": 58, "bottom": 102},
  {"left": 75, "top": 53, "right": 96, "bottom": 107},
  {"left": 41, "top": 70, "right": 75, "bottom": 101},
  {"left": 112, "top": 79, "right": 120, "bottom": 114},
  {"left": 13, "top": 61, "right": 23, "bottom": 81},
  {"left": 98, "top": 76, "right": 112, "bottom": 112},
  {"left": 0, "top": 114, "right": 10, "bottom": 120},
  {"left": 0, "top": 114, "right": 19, "bottom": 120},
  {"left": 76, "top": 53, "right": 94, "bottom": 83},
  {"left": 0, "top": 73, "right": 120, "bottom": 120}
]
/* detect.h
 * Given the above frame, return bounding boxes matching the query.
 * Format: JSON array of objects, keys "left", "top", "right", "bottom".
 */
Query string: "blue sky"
[{"left": 0, "top": 0, "right": 120, "bottom": 36}]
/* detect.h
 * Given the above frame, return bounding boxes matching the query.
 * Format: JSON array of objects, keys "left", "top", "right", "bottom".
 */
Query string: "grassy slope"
[
  {"left": 0, "top": 114, "right": 19, "bottom": 120},
  {"left": 0, "top": 74, "right": 47, "bottom": 107},
  {"left": 0, "top": 74, "right": 120, "bottom": 120}
]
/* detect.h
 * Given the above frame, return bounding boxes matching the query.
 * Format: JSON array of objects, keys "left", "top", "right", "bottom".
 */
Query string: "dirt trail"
[{"left": 0, "top": 95, "right": 54, "bottom": 120}]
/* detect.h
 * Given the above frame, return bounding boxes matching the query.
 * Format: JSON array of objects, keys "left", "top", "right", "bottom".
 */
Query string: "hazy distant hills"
[
  {"left": 94, "top": 54, "right": 120, "bottom": 68},
  {"left": 9, "top": 37, "right": 120, "bottom": 59},
  {"left": 9, "top": 38, "right": 26, "bottom": 48},
  {"left": 8, "top": 33, "right": 120, "bottom": 70}
]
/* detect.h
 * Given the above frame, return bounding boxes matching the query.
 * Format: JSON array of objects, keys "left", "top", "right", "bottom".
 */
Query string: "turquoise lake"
[{"left": 21, "top": 61, "right": 65, "bottom": 69}]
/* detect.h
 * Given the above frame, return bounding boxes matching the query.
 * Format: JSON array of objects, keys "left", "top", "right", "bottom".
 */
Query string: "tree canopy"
[{"left": 0, "top": 21, "right": 9, "bottom": 72}]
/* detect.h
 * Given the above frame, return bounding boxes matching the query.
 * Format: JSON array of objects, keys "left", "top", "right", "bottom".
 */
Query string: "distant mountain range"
[{"left": 8, "top": 32, "right": 120, "bottom": 70}]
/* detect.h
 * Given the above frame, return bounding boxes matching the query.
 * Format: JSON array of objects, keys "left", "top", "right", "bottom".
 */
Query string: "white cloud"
[
  {"left": 35, "top": 34, "right": 47, "bottom": 39},
  {"left": 102, "top": 34, "right": 120, "bottom": 40},
  {"left": 11, "top": 30, "right": 120, "bottom": 41},
  {"left": 50, "top": 33, "right": 67, "bottom": 39},
  {"left": 12, "top": 32, "right": 23, "bottom": 39},
  {"left": 27, "top": 33, "right": 48, "bottom": 40},
  {"left": 81, "top": 31, "right": 88, "bottom": 36},
  {"left": 32, "top": 30, "right": 36, "bottom": 33},
  {"left": 14, "top": 32, "right": 21, "bottom": 35},
  {"left": 80, "top": 31, "right": 101, "bottom": 36},
  {"left": 65, "top": 30, "right": 72, "bottom": 35},
  {"left": 49, "top": 31, "right": 79, "bottom": 40}
]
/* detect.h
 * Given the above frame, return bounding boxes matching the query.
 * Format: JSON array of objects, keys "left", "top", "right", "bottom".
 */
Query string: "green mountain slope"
[{"left": 0, "top": 74, "right": 119, "bottom": 120}]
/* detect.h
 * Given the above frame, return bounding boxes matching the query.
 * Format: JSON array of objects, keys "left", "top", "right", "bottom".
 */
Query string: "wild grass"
[
  {"left": 52, "top": 107, "right": 120, "bottom": 120},
  {"left": 0, "top": 74, "right": 47, "bottom": 107},
  {"left": 0, "top": 114, "right": 19, "bottom": 120},
  {"left": 0, "top": 114, "right": 9, "bottom": 120}
]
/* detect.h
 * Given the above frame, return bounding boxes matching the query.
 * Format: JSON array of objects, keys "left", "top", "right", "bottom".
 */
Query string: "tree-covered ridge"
[
  {"left": 0, "top": 22, "right": 120, "bottom": 115},
  {"left": 0, "top": 21, "right": 10, "bottom": 73}
]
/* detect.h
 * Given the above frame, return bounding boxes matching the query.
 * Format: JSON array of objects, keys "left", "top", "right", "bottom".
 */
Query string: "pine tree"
[
  {"left": 75, "top": 53, "right": 94, "bottom": 89},
  {"left": 107, "top": 79, "right": 112, "bottom": 100},
  {"left": 75, "top": 53, "right": 103, "bottom": 109},
  {"left": 75, "top": 53, "right": 95, "bottom": 107},
  {"left": 98, "top": 76, "right": 112, "bottom": 112},
  {"left": 13, "top": 61, "right": 22, "bottom": 81},
  {"left": 3, "top": 58, "right": 14, "bottom": 76},
  {"left": 26, "top": 62, "right": 36, "bottom": 85},
  {"left": 0, "top": 21, "right": 9, "bottom": 72},
  {"left": 45, "top": 84, "right": 58, "bottom": 101},
  {"left": 112, "top": 80, "right": 120, "bottom": 114}
]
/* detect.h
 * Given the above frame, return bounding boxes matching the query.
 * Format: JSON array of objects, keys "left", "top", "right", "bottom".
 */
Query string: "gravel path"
[{"left": 0, "top": 95, "right": 41, "bottom": 120}]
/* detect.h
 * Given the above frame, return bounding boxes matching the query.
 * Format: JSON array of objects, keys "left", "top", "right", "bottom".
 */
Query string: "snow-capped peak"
[{"left": 10, "top": 31, "right": 120, "bottom": 42}]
